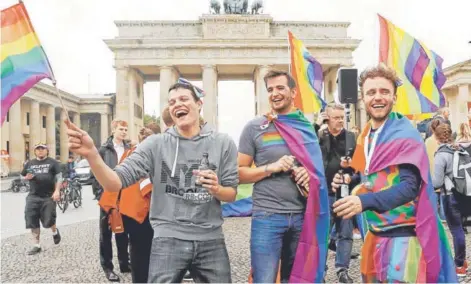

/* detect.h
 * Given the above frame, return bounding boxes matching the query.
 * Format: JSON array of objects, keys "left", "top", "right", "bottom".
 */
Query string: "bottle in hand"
[
  {"left": 336, "top": 169, "right": 349, "bottom": 199},
  {"left": 195, "top": 153, "right": 210, "bottom": 186},
  {"left": 291, "top": 159, "right": 309, "bottom": 198}
]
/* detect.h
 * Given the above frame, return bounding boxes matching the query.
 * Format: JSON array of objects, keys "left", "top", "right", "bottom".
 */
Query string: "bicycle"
[{"left": 57, "top": 177, "right": 82, "bottom": 213}]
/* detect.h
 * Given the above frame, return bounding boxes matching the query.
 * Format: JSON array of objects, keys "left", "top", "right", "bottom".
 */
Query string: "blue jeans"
[
  {"left": 250, "top": 211, "right": 304, "bottom": 283},
  {"left": 328, "top": 196, "right": 353, "bottom": 270},
  {"left": 443, "top": 194, "right": 466, "bottom": 267},
  {"left": 437, "top": 192, "right": 446, "bottom": 220},
  {"left": 148, "top": 237, "right": 231, "bottom": 283}
]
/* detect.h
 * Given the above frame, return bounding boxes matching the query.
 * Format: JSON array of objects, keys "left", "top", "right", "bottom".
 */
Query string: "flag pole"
[{"left": 52, "top": 80, "right": 71, "bottom": 123}]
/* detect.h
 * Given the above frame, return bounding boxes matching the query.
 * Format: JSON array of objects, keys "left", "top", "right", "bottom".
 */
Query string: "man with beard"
[
  {"left": 238, "top": 70, "right": 328, "bottom": 282},
  {"left": 21, "top": 143, "right": 62, "bottom": 255},
  {"left": 331, "top": 64, "right": 457, "bottom": 283},
  {"left": 93, "top": 119, "right": 131, "bottom": 282},
  {"left": 66, "top": 82, "right": 238, "bottom": 283}
]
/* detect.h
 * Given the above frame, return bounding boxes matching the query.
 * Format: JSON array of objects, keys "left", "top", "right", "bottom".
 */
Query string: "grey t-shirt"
[
  {"left": 114, "top": 125, "right": 239, "bottom": 241},
  {"left": 239, "top": 117, "right": 305, "bottom": 213}
]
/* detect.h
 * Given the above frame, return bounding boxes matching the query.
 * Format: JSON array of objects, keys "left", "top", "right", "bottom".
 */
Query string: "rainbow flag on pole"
[
  {"left": 378, "top": 14, "right": 446, "bottom": 115},
  {"left": 288, "top": 31, "right": 326, "bottom": 114},
  {"left": 1, "top": 2, "right": 54, "bottom": 125}
]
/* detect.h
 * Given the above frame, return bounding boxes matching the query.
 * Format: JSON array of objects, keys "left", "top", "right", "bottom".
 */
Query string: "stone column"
[
  {"left": 159, "top": 66, "right": 177, "bottom": 130},
  {"left": 101, "top": 113, "right": 109, "bottom": 145},
  {"left": 29, "top": 100, "right": 41, "bottom": 155},
  {"left": 254, "top": 65, "right": 271, "bottom": 115},
  {"left": 202, "top": 65, "right": 218, "bottom": 129},
  {"left": 73, "top": 112, "right": 81, "bottom": 129},
  {"left": 9, "top": 99, "right": 25, "bottom": 173},
  {"left": 115, "top": 66, "right": 130, "bottom": 122},
  {"left": 46, "top": 105, "right": 56, "bottom": 158},
  {"left": 60, "top": 110, "right": 69, "bottom": 162},
  {"left": 457, "top": 84, "right": 470, "bottom": 127}
]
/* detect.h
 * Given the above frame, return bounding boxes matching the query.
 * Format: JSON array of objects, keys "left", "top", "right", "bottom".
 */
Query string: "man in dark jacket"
[
  {"left": 92, "top": 119, "right": 131, "bottom": 282},
  {"left": 314, "top": 103, "right": 356, "bottom": 283}
]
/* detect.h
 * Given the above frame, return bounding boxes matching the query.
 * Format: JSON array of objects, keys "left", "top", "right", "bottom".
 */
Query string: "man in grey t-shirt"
[
  {"left": 238, "top": 70, "right": 310, "bottom": 283},
  {"left": 66, "top": 82, "right": 238, "bottom": 283}
]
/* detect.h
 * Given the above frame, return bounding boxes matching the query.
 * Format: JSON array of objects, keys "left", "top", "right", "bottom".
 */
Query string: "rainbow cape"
[
  {"left": 351, "top": 112, "right": 457, "bottom": 283},
  {"left": 1, "top": 2, "right": 54, "bottom": 125},
  {"left": 265, "top": 110, "right": 329, "bottom": 283},
  {"left": 288, "top": 31, "right": 326, "bottom": 114},
  {"left": 378, "top": 14, "right": 446, "bottom": 115}
]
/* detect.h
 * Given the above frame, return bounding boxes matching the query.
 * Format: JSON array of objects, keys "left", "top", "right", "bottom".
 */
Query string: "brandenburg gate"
[{"left": 105, "top": 13, "right": 360, "bottom": 139}]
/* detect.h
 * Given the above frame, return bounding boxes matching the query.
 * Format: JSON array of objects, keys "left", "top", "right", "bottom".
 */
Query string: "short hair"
[
  {"left": 168, "top": 82, "right": 200, "bottom": 102},
  {"left": 359, "top": 64, "right": 401, "bottom": 95},
  {"left": 325, "top": 103, "right": 345, "bottom": 112},
  {"left": 138, "top": 127, "right": 154, "bottom": 142},
  {"left": 263, "top": 70, "right": 297, "bottom": 90},
  {"left": 161, "top": 106, "right": 174, "bottom": 127},
  {"left": 111, "top": 119, "right": 128, "bottom": 130},
  {"left": 145, "top": 122, "right": 161, "bottom": 134},
  {"left": 437, "top": 107, "right": 449, "bottom": 115}
]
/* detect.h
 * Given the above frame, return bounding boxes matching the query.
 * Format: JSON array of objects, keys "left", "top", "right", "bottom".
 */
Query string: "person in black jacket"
[
  {"left": 314, "top": 103, "right": 356, "bottom": 283},
  {"left": 92, "top": 119, "right": 131, "bottom": 282}
]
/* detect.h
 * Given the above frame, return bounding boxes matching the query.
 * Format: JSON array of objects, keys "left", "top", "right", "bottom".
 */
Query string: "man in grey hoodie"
[{"left": 65, "top": 82, "right": 239, "bottom": 283}]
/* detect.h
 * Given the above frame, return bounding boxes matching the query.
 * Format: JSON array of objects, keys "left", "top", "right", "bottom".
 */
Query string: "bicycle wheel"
[{"left": 73, "top": 188, "right": 82, "bottom": 208}]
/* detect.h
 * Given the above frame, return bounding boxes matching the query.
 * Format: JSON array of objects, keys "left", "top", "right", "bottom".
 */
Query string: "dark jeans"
[
  {"left": 99, "top": 208, "right": 129, "bottom": 271},
  {"left": 122, "top": 215, "right": 153, "bottom": 283},
  {"left": 250, "top": 211, "right": 304, "bottom": 283},
  {"left": 443, "top": 194, "right": 466, "bottom": 267},
  {"left": 328, "top": 196, "right": 353, "bottom": 270},
  {"left": 148, "top": 237, "right": 231, "bottom": 283}
]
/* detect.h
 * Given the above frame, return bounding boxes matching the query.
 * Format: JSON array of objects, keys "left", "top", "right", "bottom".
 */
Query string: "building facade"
[{"left": 0, "top": 82, "right": 114, "bottom": 175}]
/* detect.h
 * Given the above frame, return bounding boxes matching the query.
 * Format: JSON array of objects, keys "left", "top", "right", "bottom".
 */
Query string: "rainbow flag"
[
  {"left": 1, "top": 2, "right": 54, "bottom": 125},
  {"left": 288, "top": 31, "right": 326, "bottom": 114},
  {"left": 351, "top": 112, "right": 457, "bottom": 282},
  {"left": 378, "top": 15, "right": 446, "bottom": 115},
  {"left": 267, "top": 110, "right": 329, "bottom": 283}
]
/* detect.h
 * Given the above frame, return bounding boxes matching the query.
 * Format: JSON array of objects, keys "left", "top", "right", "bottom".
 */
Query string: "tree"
[{"left": 144, "top": 114, "right": 159, "bottom": 126}]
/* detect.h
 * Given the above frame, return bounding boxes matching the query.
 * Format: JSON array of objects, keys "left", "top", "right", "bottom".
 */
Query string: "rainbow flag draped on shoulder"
[
  {"left": 264, "top": 110, "right": 329, "bottom": 283},
  {"left": 378, "top": 15, "right": 446, "bottom": 115},
  {"left": 1, "top": 2, "right": 54, "bottom": 125},
  {"left": 288, "top": 31, "right": 326, "bottom": 114},
  {"left": 351, "top": 112, "right": 457, "bottom": 283}
]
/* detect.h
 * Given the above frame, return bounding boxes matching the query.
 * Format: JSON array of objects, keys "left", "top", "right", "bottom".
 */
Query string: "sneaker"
[
  {"left": 457, "top": 265, "right": 467, "bottom": 277},
  {"left": 27, "top": 246, "right": 41, "bottom": 255},
  {"left": 337, "top": 269, "right": 353, "bottom": 283},
  {"left": 53, "top": 228, "right": 61, "bottom": 245},
  {"left": 183, "top": 271, "right": 193, "bottom": 281}
]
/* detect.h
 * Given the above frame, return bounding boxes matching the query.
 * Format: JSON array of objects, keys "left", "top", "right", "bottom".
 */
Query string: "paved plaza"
[{"left": 1, "top": 184, "right": 471, "bottom": 283}]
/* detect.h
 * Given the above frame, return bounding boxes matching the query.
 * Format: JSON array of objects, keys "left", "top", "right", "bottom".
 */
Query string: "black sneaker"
[
  {"left": 337, "top": 269, "right": 353, "bottom": 283},
  {"left": 27, "top": 246, "right": 41, "bottom": 255},
  {"left": 183, "top": 271, "right": 193, "bottom": 281},
  {"left": 53, "top": 229, "right": 61, "bottom": 245}
]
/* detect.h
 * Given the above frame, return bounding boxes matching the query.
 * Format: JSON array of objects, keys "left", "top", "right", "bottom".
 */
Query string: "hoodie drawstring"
[{"left": 171, "top": 137, "right": 180, "bottom": 178}]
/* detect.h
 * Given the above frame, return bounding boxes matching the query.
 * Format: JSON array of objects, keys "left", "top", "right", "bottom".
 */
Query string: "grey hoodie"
[
  {"left": 432, "top": 144, "right": 467, "bottom": 194},
  {"left": 114, "top": 124, "right": 239, "bottom": 241}
]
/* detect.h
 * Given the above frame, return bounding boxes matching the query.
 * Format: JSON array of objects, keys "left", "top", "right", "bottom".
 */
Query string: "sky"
[{"left": 1, "top": 0, "right": 470, "bottom": 144}]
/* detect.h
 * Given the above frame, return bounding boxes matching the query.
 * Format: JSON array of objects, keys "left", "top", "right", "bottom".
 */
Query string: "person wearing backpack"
[{"left": 432, "top": 123, "right": 468, "bottom": 277}]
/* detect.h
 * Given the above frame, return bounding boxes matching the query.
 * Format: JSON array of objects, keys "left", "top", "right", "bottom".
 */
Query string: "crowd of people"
[{"left": 19, "top": 63, "right": 468, "bottom": 283}]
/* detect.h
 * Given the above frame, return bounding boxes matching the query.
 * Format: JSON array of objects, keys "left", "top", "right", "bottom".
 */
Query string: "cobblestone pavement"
[{"left": 1, "top": 218, "right": 470, "bottom": 283}]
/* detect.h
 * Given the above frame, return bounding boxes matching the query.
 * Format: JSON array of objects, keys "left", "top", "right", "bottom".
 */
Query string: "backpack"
[{"left": 450, "top": 150, "right": 471, "bottom": 216}]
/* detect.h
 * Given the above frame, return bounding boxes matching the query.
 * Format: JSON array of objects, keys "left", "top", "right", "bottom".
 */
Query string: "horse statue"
[
  {"left": 210, "top": 0, "right": 221, "bottom": 14},
  {"left": 223, "top": 0, "right": 249, "bottom": 14},
  {"left": 251, "top": 0, "right": 263, "bottom": 14}
]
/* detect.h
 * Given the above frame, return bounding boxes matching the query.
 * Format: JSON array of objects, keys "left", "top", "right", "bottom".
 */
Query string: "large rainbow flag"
[
  {"left": 1, "top": 2, "right": 54, "bottom": 125},
  {"left": 351, "top": 112, "right": 457, "bottom": 282},
  {"left": 378, "top": 14, "right": 446, "bottom": 116},
  {"left": 268, "top": 111, "right": 329, "bottom": 283},
  {"left": 288, "top": 31, "right": 326, "bottom": 114}
]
